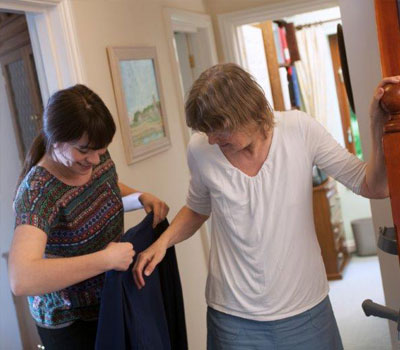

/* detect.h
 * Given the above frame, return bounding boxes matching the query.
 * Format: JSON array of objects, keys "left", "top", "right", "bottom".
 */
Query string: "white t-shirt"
[{"left": 186, "top": 110, "right": 366, "bottom": 321}]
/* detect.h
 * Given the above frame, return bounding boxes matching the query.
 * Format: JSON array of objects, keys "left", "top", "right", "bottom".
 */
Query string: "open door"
[
  {"left": 328, "top": 33, "right": 356, "bottom": 155},
  {"left": 0, "top": 11, "right": 43, "bottom": 349},
  {"left": 0, "top": 13, "right": 43, "bottom": 163}
]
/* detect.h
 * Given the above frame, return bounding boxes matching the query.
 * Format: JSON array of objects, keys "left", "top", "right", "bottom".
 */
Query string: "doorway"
[
  {"left": 164, "top": 8, "right": 218, "bottom": 259},
  {"left": 174, "top": 31, "right": 202, "bottom": 99},
  {"left": 219, "top": 4, "right": 388, "bottom": 349},
  {"left": 0, "top": 1, "right": 83, "bottom": 348},
  {"left": 0, "top": 10, "right": 44, "bottom": 349}
]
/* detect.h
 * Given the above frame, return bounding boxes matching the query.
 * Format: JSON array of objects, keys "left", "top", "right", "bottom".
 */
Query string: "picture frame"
[{"left": 107, "top": 46, "right": 171, "bottom": 164}]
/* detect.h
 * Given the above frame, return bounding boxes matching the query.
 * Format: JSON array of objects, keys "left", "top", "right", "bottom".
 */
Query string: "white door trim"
[
  {"left": 0, "top": 0, "right": 85, "bottom": 103},
  {"left": 166, "top": 8, "right": 218, "bottom": 69},
  {"left": 218, "top": 0, "right": 338, "bottom": 64},
  {"left": 0, "top": 1, "right": 83, "bottom": 347},
  {"left": 163, "top": 7, "right": 218, "bottom": 260},
  {"left": 164, "top": 8, "right": 218, "bottom": 138}
]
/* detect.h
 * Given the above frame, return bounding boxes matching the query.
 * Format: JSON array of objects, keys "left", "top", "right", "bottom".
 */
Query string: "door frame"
[
  {"left": 217, "top": 0, "right": 338, "bottom": 64},
  {"left": 328, "top": 33, "right": 356, "bottom": 155},
  {"left": 163, "top": 8, "right": 218, "bottom": 259},
  {"left": 0, "top": 1, "right": 83, "bottom": 347},
  {"left": 0, "top": 0, "right": 84, "bottom": 103},
  {"left": 163, "top": 7, "right": 218, "bottom": 142}
]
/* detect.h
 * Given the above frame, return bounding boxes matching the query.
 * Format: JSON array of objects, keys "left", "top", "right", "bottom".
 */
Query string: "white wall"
[
  {"left": 338, "top": 1, "right": 400, "bottom": 348},
  {"left": 0, "top": 67, "right": 23, "bottom": 349},
  {"left": 68, "top": 0, "right": 209, "bottom": 349},
  {"left": 321, "top": 19, "right": 372, "bottom": 244}
]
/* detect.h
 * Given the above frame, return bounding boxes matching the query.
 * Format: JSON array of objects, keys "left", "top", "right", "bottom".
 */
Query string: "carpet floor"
[{"left": 329, "top": 255, "right": 392, "bottom": 350}]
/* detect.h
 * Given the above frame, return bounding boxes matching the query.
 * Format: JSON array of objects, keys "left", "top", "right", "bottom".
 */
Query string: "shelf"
[{"left": 313, "top": 177, "right": 350, "bottom": 281}]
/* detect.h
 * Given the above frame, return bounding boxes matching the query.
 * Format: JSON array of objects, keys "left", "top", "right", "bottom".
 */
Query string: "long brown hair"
[
  {"left": 185, "top": 63, "right": 274, "bottom": 134},
  {"left": 18, "top": 84, "right": 116, "bottom": 187}
]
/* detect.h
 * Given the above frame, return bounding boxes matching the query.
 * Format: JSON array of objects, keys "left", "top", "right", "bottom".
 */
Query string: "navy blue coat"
[{"left": 95, "top": 213, "right": 188, "bottom": 349}]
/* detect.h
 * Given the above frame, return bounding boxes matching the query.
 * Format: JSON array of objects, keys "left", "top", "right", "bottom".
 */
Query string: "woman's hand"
[
  {"left": 104, "top": 242, "right": 135, "bottom": 271},
  {"left": 132, "top": 206, "right": 208, "bottom": 289},
  {"left": 139, "top": 193, "right": 169, "bottom": 228},
  {"left": 370, "top": 76, "right": 400, "bottom": 127},
  {"left": 359, "top": 76, "right": 400, "bottom": 199},
  {"left": 132, "top": 239, "right": 167, "bottom": 289}
]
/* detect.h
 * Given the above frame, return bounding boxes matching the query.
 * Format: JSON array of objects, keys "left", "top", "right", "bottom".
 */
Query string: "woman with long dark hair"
[{"left": 9, "top": 84, "right": 169, "bottom": 349}]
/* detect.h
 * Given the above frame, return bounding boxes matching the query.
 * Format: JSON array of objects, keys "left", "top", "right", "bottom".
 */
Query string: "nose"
[{"left": 87, "top": 151, "right": 101, "bottom": 165}]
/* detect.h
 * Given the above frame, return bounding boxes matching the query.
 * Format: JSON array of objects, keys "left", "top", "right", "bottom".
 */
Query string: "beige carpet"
[{"left": 329, "top": 255, "right": 392, "bottom": 350}]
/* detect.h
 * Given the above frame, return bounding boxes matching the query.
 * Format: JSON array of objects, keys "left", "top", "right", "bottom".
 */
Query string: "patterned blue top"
[{"left": 14, "top": 152, "right": 123, "bottom": 327}]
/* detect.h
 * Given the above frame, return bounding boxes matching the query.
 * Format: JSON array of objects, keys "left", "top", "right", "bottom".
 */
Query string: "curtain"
[{"left": 295, "top": 25, "right": 329, "bottom": 127}]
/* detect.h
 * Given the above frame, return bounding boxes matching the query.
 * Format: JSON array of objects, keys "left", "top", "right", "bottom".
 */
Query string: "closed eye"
[{"left": 76, "top": 147, "right": 89, "bottom": 154}]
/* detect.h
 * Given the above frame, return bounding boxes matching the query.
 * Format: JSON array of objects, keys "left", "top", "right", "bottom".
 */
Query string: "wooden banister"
[{"left": 381, "top": 83, "right": 400, "bottom": 260}]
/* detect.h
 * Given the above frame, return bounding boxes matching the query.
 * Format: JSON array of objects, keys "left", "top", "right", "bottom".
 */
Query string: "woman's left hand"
[
  {"left": 370, "top": 76, "right": 400, "bottom": 127},
  {"left": 139, "top": 193, "right": 169, "bottom": 227}
]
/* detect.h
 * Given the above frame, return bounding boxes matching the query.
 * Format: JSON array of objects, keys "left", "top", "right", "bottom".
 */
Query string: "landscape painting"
[{"left": 107, "top": 47, "right": 170, "bottom": 164}]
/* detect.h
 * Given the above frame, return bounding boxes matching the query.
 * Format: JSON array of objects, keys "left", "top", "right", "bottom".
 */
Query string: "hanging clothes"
[{"left": 95, "top": 213, "right": 188, "bottom": 350}]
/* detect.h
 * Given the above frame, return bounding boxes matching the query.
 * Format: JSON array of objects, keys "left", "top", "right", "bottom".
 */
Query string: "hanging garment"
[{"left": 95, "top": 213, "right": 188, "bottom": 350}]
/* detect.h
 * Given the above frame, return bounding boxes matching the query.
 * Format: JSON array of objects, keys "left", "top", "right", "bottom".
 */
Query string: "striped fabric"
[{"left": 14, "top": 151, "right": 123, "bottom": 327}]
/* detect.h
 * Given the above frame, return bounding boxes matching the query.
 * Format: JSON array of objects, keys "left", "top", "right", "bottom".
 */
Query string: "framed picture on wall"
[{"left": 107, "top": 46, "right": 171, "bottom": 164}]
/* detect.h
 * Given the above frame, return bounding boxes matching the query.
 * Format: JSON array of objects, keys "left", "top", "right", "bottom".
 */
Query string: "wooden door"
[
  {"left": 328, "top": 34, "right": 356, "bottom": 155},
  {"left": 0, "top": 13, "right": 43, "bottom": 163}
]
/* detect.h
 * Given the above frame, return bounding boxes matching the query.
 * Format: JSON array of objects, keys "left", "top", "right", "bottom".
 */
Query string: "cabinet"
[{"left": 313, "top": 177, "right": 349, "bottom": 280}]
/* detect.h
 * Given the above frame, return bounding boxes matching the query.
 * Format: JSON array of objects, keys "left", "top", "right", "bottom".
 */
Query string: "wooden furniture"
[
  {"left": 313, "top": 177, "right": 349, "bottom": 280},
  {"left": 380, "top": 84, "right": 400, "bottom": 262},
  {"left": 356, "top": 0, "right": 400, "bottom": 328},
  {"left": 374, "top": 0, "right": 400, "bottom": 79},
  {"left": 258, "top": 21, "right": 285, "bottom": 111},
  {"left": 374, "top": 0, "right": 400, "bottom": 262},
  {"left": 256, "top": 20, "right": 300, "bottom": 111}
]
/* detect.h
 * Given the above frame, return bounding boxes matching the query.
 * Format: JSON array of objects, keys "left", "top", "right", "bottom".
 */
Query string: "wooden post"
[
  {"left": 258, "top": 21, "right": 285, "bottom": 111},
  {"left": 381, "top": 83, "right": 400, "bottom": 260}
]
